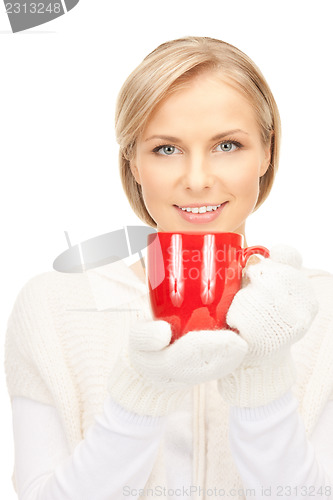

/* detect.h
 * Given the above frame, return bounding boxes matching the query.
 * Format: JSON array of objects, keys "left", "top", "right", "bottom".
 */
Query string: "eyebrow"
[{"left": 144, "top": 129, "right": 249, "bottom": 142}]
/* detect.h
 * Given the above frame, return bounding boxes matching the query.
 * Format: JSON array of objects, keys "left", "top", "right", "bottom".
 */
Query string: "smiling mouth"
[{"left": 174, "top": 203, "right": 223, "bottom": 214}]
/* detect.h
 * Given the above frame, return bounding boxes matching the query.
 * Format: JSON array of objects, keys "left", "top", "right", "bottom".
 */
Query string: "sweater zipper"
[{"left": 192, "top": 383, "right": 206, "bottom": 500}]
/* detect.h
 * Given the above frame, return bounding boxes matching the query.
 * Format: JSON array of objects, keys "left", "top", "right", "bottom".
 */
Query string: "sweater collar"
[
  {"left": 85, "top": 256, "right": 149, "bottom": 311},
  {"left": 90, "top": 257, "right": 147, "bottom": 290}
]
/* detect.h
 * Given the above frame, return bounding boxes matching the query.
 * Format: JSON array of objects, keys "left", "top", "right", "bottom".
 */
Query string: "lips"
[{"left": 174, "top": 201, "right": 228, "bottom": 224}]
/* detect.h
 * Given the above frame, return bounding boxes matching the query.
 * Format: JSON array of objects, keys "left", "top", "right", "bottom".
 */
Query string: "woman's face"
[{"left": 130, "top": 71, "right": 271, "bottom": 236}]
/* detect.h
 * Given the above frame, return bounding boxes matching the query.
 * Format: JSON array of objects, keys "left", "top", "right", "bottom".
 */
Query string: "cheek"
[
  {"left": 140, "top": 163, "right": 174, "bottom": 193},
  {"left": 139, "top": 168, "right": 170, "bottom": 213},
  {"left": 223, "top": 158, "right": 261, "bottom": 199},
  {"left": 141, "top": 170, "right": 163, "bottom": 194}
]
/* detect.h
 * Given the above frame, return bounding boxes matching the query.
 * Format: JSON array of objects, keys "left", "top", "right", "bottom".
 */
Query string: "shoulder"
[
  {"left": 13, "top": 268, "right": 83, "bottom": 300},
  {"left": 8, "top": 259, "right": 148, "bottom": 332},
  {"left": 8, "top": 271, "right": 57, "bottom": 329},
  {"left": 12, "top": 268, "right": 94, "bottom": 307},
  {"left": 6, "top": 269, "right": 95, "bottom": 348},
  {"left": 302, "top": 267, "right": 333, "bottom": 310}
]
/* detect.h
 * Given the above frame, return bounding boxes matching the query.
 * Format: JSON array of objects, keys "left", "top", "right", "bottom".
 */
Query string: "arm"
[
  {"left": 229, "top": 391, "right": 333, "bottom": 499},
  {"left": 12, "top": 394, "right": 166, "bottom": 500},
  {"left": 6, "top": 273, "right": 247, "bottom": 498},
  {"left": 217, "top": 245, "right": 330, "bottom": 498},
  {"left": 11, "top": 317, "right": 248, "bottom": 500}
]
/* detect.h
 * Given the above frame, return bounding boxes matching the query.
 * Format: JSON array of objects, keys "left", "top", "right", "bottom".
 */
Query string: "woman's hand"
[
  {"left": 218, "top": 245, "right": 319, "bottom": 407},
  {"left": 108, "top": 319, "right": 248, "bottom": 417}
]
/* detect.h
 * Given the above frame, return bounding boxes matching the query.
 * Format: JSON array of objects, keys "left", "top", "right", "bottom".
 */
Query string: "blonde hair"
[{"left": 115, "top": 36, "right": 281, "bottom": 227}]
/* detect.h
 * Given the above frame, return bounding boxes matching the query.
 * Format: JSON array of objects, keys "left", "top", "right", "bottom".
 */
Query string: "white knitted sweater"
[{"left": 4, "top": 258, "right": 333, "bottom": 497}]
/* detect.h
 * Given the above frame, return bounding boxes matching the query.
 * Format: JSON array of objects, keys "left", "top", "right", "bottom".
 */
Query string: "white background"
[{"left": 1, "top": 0, "right": 332, "bottom": 496}]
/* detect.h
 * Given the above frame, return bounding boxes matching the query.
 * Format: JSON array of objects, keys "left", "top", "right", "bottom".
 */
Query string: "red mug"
[{"left": 147, "top": 232, "right": 269, "bottom": 343}]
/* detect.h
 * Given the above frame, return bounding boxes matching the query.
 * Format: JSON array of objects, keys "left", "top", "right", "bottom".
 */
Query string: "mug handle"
[{"left": 241, "top": 246, "right": 270, "bottom": 268}]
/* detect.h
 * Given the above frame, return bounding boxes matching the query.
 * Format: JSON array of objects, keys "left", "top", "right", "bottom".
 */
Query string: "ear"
[
  {"left": 259, "top": 131, "right": 273, "bottom": 177},
  {"left": 129, "top": 159, "right": 141, "bottom": 185}
]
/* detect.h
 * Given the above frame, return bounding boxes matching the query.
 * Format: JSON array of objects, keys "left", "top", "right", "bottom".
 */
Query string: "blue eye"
[
  {"left": 153, "top": 145, "right": 181, "bottom": 155},
  {"left": 152, "top": 140, "right": 242, "bottom": 156},
  {"left": 215, "top": 141, "right": 241, "bottom": 152}
]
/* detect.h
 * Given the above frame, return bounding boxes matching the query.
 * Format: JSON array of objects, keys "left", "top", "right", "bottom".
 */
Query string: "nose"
[{"left": 181, "top": 153, "right": 214, "bottom": 192}]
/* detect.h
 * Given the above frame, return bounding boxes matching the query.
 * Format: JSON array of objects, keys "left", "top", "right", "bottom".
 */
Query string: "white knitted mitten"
[
  {"left": 218, "top": 245, "right": 319, "bottom": 407},
  {"left": 108, "top": 319, "right": 248, "bottom": 416}
]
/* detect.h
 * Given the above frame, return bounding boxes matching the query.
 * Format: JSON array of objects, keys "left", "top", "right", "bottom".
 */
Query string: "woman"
[{"left": 5, "top": 36, "right": 333, "bottom": 499}]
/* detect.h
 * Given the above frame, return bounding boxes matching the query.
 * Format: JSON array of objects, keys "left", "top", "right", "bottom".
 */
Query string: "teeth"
[{"left": 179, "top": 204, "right": 221, "bottom": 213}]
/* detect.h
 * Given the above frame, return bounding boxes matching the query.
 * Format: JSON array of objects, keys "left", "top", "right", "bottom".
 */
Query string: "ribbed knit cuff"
[
  {"left": 229, "top": 390, "right": 296, "bottom": 419},
  {"left": 107, "top": 355, "right": 187, "bottom": 417},
  {"left": 218, "top": 351, "right": 296, "bottom": 408},
  {"left": 104, "top": 393, "right": 167, "bottom": 428}
]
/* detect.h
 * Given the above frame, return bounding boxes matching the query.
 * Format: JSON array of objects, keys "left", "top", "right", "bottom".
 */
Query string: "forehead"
[{"left": 142, "top": 72, "right": 259, "bottom": 138}]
